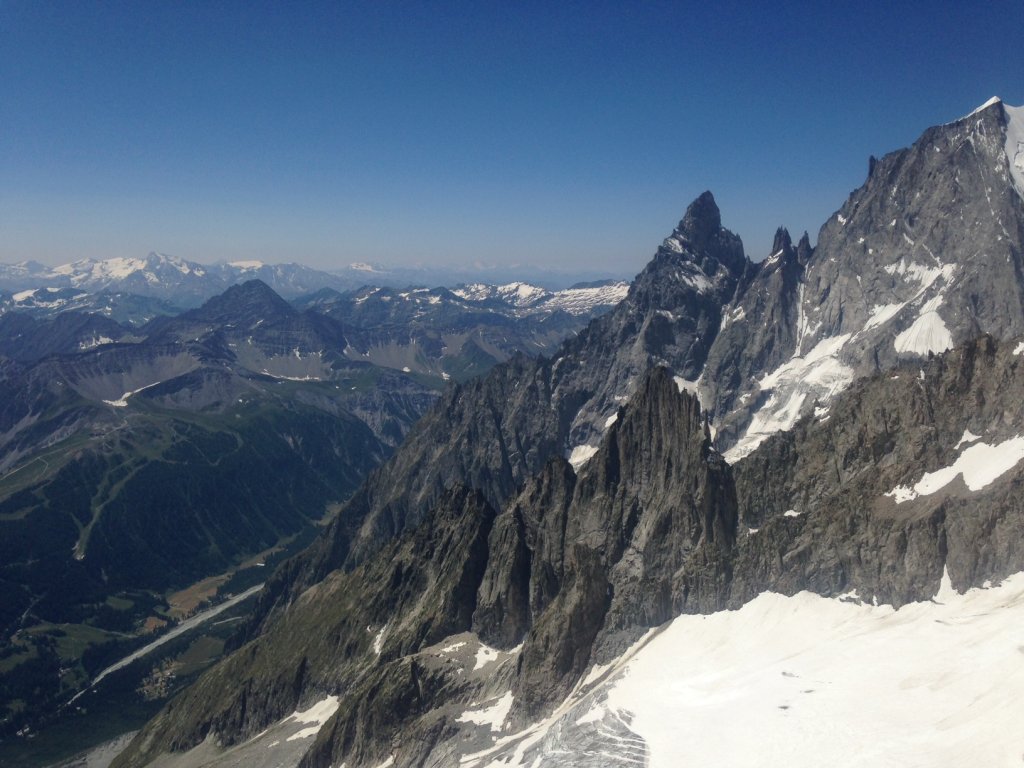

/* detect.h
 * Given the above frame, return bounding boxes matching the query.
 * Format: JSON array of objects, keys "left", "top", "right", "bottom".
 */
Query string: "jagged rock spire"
[
  {"left": 678, "top": 190, "right": 722, "bottom": 247},
  {"left": 771, "top": 227, "right": 793, "bottom": 256},
  {"left": 796, "top": 231, "right": 813, "bottom": 266}
]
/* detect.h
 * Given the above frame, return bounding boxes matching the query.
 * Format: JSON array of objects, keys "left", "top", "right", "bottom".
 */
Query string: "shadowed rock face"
[
  {"left": 114, "top": 366, "right": 738, "bottom": 768},
  {"left": 112, "top": 485, "right": 500, "bottom": 768},
  {"left": 0, "top": 311, "right": 133, "bottom": 361},
  {"left": 506, "top": 367, "right": 737, "bottom": 722}
]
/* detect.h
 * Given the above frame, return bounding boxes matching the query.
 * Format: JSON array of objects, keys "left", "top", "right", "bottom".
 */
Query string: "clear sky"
[{"left": 2, "top": 1, "right": 1022, "bottom": 275}]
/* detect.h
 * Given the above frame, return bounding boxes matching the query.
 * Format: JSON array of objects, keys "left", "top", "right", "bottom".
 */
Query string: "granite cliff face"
[
  {"left": 113, "top": 99, "right": 1024, "bottom": 768},
  {"left": 707, "top": 98, "right": 1024, "bottom": 459},
  {"left": 729, "top": 334, "right": 1024, "bottom": 607}
]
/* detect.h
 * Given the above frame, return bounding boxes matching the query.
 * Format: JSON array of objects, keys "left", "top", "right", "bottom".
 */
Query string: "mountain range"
[
  {"left": 0, "top": 255, "right": 626, "bottom": 311},
  {"left": 0, "top": 267, "right": 626, "bottom": 756},
  {"left": 0, "top": 97, "right": 1019, "bottom": 768},
  {"left": 104, "top": 97, "right": 1024, "bottom": 768}
]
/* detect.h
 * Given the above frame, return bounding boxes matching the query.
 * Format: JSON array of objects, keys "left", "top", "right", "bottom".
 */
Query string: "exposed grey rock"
[
  {"left": 114, "top": 334, "right": 1024, "bottom": 768},
  {"left": 510, "top": 367, "right": 736, "bottom": 721},
  {"left": 702, "top": 227, "right": 805, "bottom": 446},
  {"left": 712, "top": 99, "right": 1024, "bottom": 459},
  {"left": 730, "top": 334, "right": 1024, "bottom": 606},
  {"left": 112, "top": 486, "right": 499, "bottom": 768}
]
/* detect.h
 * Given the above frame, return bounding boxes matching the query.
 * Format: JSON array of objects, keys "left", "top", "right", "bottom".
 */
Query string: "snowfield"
[
  {"left": 605, "top": 572, "right": 1024, "bottom": 768},
  {"left": 452, "top": 281, "right": 629, "bottom": 316},
  {"left": 284, "top": 695, "right": 341, "bottom": 742},
  {"left": 724, "top": 334, "right": 855, "bottom": 462},
  {"left": 465, "top": 571, "right": 1024, "bottom": 768}
]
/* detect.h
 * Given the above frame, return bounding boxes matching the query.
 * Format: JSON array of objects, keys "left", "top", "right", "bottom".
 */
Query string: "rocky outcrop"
[
  {"left": 113, "top": 486, "right": 499, "bottom": 768},
  {"left": 729, "top": 334, "right": 1024, "bottom": 606},
  {"left": 702, "top": 227, "right": 806, "bottom": 446},
  {"left": 510, "top": 367, "right": 736, "bottom": 721},
  {"left": 712, "top": 99, "right": 1024, "bottom": 460},
  {"left": 237, "top": 192, "right": 751, "bottom": 638}
]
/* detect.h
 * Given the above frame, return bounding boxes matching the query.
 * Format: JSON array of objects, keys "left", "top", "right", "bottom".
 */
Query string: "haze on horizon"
[{"left": 2, "top": 1, "right": 1021, "bottom": 275}]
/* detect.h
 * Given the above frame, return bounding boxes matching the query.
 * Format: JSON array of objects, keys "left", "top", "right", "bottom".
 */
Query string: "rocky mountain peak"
[
  {"left": 756, "top": 227, "right": 802, "bottom": 275},
  {"left": 678, "top": 190, "right": 722, "bottom": 244},
  {"left": 109, "top": 99, "right": 1024, "bottom": 768},
  {"left": 646, "top": 191, "right": 747, "bottom": 293},
  {"left": 709, "top": 96, "right": 1024, "bottom": 462},
  {"left": 771, "top": 226, "right": 793, "bottom": 256},
  {"left": 796, "top": 231, "right": 813, "bottom": 265},
  {"left": 194, "top": 279, "right": 295, "bottom": 322}
]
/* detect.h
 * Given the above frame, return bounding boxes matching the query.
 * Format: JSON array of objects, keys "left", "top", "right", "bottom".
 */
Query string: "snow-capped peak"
[
  {"left": 496, "top": 282, "right": 549, "bottom": 306},
  {"left": 966, "top": 95, "right": 1002, "bottom": 118},
  {"left": 228, "top": 260, "right": 266, "bottom": 271}
]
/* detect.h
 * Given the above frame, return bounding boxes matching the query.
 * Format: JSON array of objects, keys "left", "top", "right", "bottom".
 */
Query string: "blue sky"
[{"left": 2, "top": 1, "right": 1022, "bottom": 275}]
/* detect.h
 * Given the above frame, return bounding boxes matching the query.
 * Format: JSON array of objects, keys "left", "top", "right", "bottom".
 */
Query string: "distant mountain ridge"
[{"left": 0, "top": 253, "right": 629, "bottom": 308}]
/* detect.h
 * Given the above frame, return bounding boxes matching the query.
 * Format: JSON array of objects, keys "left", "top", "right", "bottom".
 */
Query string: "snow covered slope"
[
  {"left": 451, "top": 280, "right": 629, "bottom": 316},
  {"left": 464, "top": 572, "right": 1024, "bottom": 768}
]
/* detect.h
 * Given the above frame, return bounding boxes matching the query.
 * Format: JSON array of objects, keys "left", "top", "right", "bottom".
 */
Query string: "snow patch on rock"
[
  {"left": 886, "top": 435, "right": 1024, "bottom": 503},
  {"left": 370, "top": 624, "right": 387, "bottom": 655},
  {"left": 457, "top": 691, "right": 514, "bottom": 733},
  {"left": 673, "top": 376, "right": 698, "bottom": 395},
  {"left": 725, "top": 335, "right": 854, "bottom": 462},
  {"left": 863, "top": 302, "right": 905, "bottom": 331},
  {"left": 284, "top": 695, "right": 341, "bottom": 742},
  {"left": 955, "top": 429, "right": 981, "bottom": 449},
  {"left": 959, "top": 95, "right": 1002, "bottom": 121},
  {"left": 102, "top": 379, "right": 167, "bottom": 407},
  {"left": 473, "top": 644, "right": 500, "bottom": 671},
  {"left": 568, "top": 444, "right": 598, "bottom": 471},
  {"left": 79, "top": 335, "right": 115, "bottom": 350},
  {"left": 894, "top": 294, "right": 953, "bottom": 356}
]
